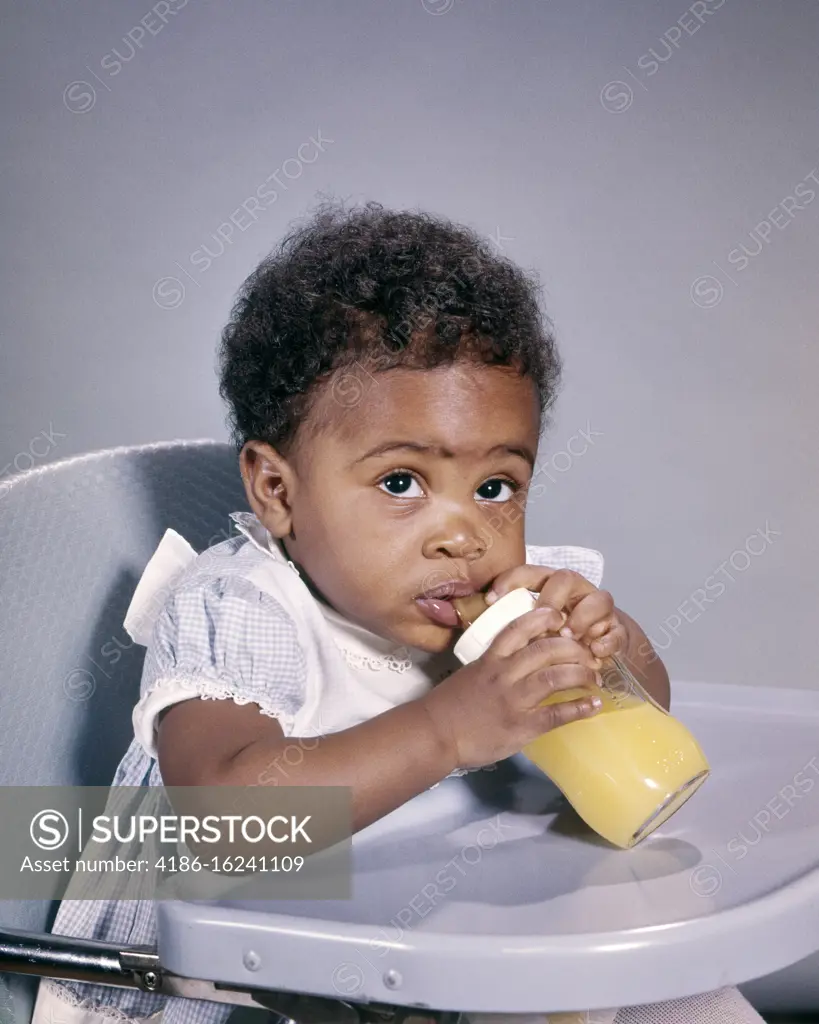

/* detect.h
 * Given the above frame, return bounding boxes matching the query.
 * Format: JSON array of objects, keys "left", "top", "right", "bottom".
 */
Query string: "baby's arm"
[
  {"left": 142, "top": 575, "right": 458, "bottom": 836},
  {"left": 157, "top": 694, "right": 456, "bottom": 833},
  {"left": 157, "top": 605, "right": 602, "bottom": 836}
]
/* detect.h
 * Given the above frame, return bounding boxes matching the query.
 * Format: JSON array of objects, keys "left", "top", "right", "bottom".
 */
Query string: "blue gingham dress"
[{"left": 41, "top": 512, "right": 605, "bottom": 1024}]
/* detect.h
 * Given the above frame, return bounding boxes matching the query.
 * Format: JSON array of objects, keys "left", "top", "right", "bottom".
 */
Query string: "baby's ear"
[{"left": 239, "top": 441, "right": 296, "bottom": 536}]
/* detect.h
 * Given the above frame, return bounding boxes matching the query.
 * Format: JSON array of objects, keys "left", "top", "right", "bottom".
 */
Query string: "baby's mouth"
[
  {"left": 414, "top": 590, "right": 487, "bottom": 629},
  {"left": 414, "top": 595, "right": 461, "bottom": 628}
]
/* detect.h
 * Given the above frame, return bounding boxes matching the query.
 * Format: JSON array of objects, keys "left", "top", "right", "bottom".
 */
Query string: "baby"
[{"left": 31, "top": 202, "right": 763, "bottom": 1024}]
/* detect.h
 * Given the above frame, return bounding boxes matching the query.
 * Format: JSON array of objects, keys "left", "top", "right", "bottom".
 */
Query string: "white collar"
[{"left": 228, "top": 511, "right": 295, "bottom": 567}]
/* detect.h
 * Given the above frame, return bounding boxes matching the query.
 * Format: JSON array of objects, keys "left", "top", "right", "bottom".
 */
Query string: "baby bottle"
[{"left": 452, "top": 589, "right": 710, "bottom": 849}]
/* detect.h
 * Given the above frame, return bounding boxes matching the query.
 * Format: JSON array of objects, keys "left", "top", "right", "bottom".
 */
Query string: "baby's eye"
[
  {"left": 476, "top": 478, "right": 517, "bottom": 502},
  {"left": 377, "top": 473, "right": 519, "bottom": 502},
  {"left": 378, "top": 472, "right": 424, "bottom": 497}
]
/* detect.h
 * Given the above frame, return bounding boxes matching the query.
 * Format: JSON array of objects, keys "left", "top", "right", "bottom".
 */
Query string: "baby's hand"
[
  {"left": 486, "top": 565, "right": 628, "bottom": 661},
  {"left": 423, "top": 606, "right": 604, "bottom": 770}
]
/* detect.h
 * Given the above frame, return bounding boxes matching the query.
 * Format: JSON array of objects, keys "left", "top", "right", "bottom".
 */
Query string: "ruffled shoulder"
[{"left": 122, "top": 525, "right": 309, "bottom": 757}]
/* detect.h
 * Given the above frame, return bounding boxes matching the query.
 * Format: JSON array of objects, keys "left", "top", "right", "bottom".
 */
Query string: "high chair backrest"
[{"left": 0, "top": 440, "right": 248, "bottom": 1023}]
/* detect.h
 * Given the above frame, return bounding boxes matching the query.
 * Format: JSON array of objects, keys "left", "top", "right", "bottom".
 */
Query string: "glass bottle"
[{"left": 452, "top": 589, "right": 710, "bottom": 849}]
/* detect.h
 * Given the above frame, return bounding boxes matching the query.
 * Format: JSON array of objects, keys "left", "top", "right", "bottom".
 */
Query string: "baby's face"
[{"left": 275, "top": 362, "right": 539, "bottom": 653}]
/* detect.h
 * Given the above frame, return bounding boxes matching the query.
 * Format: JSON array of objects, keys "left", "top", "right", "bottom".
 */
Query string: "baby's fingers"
[
  {"left": 580, "top": 616, "right": 611, "bottom": 638},
  {"left": 508, "top": 635, "right": 603, "bottom": 681},
  {"left": 532, "top": 693, "right": 603, "bottom": 732},
  {"left": 489, "top": 607, "right": 571, "bottom": 659},
  {"left": 561, "top": 590, "right": 615, "bottom": 640},
  {"left": 589, "top": 621, "right": 628, "bottom": 658},
  {"left": 517, "top": 663, "right": 603, "bottom": 709}
]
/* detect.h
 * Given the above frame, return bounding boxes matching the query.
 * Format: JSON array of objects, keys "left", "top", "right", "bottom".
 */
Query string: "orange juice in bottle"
[{"left": 452, "top": 589, "right": 709, "bottom": 849}]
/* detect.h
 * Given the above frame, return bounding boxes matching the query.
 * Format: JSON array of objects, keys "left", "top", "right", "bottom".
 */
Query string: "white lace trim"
[
  {"left": 336, "top": 644, "right": 413, "bottom": 673},
  {"left": 198, "top": 687, "right": 293, "bottom": 718},
  {"left": 39, "top": 978, "right": 163, "bottom": 1022},
  {"left": 142, "top": 674, "right": 295, "bottom": 723}
]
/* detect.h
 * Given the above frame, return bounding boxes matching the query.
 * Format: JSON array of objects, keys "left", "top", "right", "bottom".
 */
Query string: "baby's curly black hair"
[{"left": 218, "top": 200, "right": 561, "bottom": 458}]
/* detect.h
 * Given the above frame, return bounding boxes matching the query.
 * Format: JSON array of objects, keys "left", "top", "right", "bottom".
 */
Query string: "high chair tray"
[{"left": 156, "top": 682, "right": 819, "bottom": 1014}]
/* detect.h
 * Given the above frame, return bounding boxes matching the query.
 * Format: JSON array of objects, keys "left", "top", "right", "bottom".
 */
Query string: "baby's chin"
[
  {"left": 339, "top": 601, "right": 459, "bottom": 655},
  {"left": 382, "top": 618, "right": 458, "bottom": 655}
]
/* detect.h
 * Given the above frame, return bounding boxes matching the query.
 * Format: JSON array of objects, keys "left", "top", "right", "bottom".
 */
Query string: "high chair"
[{"left": 1, "top": 440, "right": 818, "bottom": 1023}]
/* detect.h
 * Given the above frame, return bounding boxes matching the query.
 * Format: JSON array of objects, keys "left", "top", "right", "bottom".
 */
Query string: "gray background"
[{"left": 2, "top": 1, "right": 817, "bottom": 692}]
